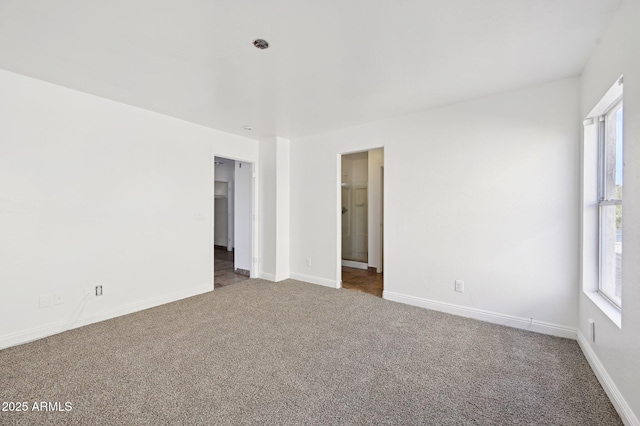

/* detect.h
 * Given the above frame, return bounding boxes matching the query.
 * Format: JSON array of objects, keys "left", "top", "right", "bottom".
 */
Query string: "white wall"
[
  {"left": 579, "top": 1, "right": 640, "bottom": 423},
  {"left": 341, "top": 153, "right": 368, "bottom": 184},
  {"left": 0, "top": 69, "right": 258, "bottom": 349},
  {"left": 214, "top": 160, "right": 235, "bottom": 249},
  {"left": 214, "top": 160, "right": 235, "bottom": 182},
  {"left": 234, "top": 161, "right": 254, "bottom": 274},
  {"left": 214, "top": 182, "right": 229, "bottom": 246},
  {"left": 368, "top": 148, "right": 384, "bottom": 270},
  {"left": 350, "top": 157, "right": 368, "bottom": 184},
  {"left": 290, "top": 77, "right": 580, "bottom": 335},
  {"left": 258, "top": 137, "right": 290, "bottom": 281},
  {"left": 259, "top": 139, "right": 277, "bottom": 277},
  {"left": 275, "top": 138, "right": 291, "bottom": 280}
]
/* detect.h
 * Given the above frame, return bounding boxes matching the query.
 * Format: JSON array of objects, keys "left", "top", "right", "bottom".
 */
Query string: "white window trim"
[
  {"left": 597, "top": 100, "right": 623, "bottom": 308},
  {"left": 581, "top": 75, "right": 623, "bottom": 328},
  {"left": 586, "top": 292, "right": 621, "bottom": 328}
]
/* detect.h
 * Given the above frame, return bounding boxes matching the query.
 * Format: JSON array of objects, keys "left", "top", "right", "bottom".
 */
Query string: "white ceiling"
[{"left": 0, "top": 0, "right": 621, "bottom": 140}]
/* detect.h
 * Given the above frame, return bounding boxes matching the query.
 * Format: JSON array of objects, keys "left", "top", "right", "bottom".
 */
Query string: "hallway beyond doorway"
[
  {"left": 214, "top": 247, "right": 249, "bottom": 288},
  {"left": 341, "top": 266, "right": 383, "bottom": 297}
]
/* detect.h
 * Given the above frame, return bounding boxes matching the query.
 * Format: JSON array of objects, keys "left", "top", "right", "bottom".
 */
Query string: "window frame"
[{"left": 597, "top": 98, "right": 623, "bottom": 309}]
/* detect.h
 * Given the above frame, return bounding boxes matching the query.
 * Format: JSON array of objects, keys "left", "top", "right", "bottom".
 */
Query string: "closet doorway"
[
  {"left": 213, "top": 156, "right": 253, "bottom": 288},
  {"left": 340, "top": 148, "right": 384, "bottom": 297}
]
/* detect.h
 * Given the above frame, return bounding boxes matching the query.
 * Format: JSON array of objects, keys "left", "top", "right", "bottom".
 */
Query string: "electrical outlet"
[
  {"left": 588, "top": 319, "right": 596, "bottom": 342},
  {"left": 455, "top": 280, "right": 464, "bottom": 292},
  {"left": 306, "top": 258, "right": 312, "bottom": 266},
  {"left": 39, "top": 294, "right": 52, "bottom": 308},
  {"left": 95, "top": 285, "right": 103, "bottom": 296},
  {"left": 54, "top": 292, "right": 64, "bottom": 305}
]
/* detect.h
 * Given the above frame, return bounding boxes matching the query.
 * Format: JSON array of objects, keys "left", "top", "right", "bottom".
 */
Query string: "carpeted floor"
[{"left": 0, "top": 279, "right": 621, "bottom": 425}]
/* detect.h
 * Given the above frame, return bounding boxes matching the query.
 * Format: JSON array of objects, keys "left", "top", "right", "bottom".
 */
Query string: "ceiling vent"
[{"left": 253, "top": 39, "right": 269, "bottom": 49}]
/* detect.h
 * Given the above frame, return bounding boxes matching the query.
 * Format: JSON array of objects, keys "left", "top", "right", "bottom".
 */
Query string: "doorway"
[
  {"left": 213, "top": 156, "right": 254, "bottom": 288},
  {"left": 341, "top": 182, "right": 368, "bottom": 266},
  {"left": 340, "top": 148, "right": 384, "bottom": 297}
]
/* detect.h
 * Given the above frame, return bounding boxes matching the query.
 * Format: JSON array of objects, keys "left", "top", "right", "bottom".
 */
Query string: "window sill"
[{"left": 585, "top": 291, "right": 622, "bottom": 328}]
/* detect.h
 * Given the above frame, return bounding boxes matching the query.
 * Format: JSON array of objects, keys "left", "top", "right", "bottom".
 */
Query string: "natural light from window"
[{"left": 599, "top": 101, "right": 623, "bottom": 308}]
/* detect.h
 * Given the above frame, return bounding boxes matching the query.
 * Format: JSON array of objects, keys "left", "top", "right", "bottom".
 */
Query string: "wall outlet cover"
[{"left": 39, "top": 294, "right": 52, "bottom": 308}]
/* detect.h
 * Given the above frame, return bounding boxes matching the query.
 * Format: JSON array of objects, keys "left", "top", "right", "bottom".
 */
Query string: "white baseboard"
[
  {"left": 259, "top": 272, "right": 276, "bottom": 281},
  {"left": 577, "top": 331, "right": 639, "bottom": 426},
  {"left": 382, "top": 290, "right": 577, "bottom": 340},
  {"left": 341, "top": 260, "right": 368, "bottom": 270},
  {"left": 289, "top": 272, "right": 339, "bottom": 289},
  {"left": 275, "top": 273, "right": 290, "bottom": 282},
  {"left": 258, "top": 272, "right": 290, "bottom": 282},
  {"left": 0, "top": 283, "right": 212, "bottom": 350}
]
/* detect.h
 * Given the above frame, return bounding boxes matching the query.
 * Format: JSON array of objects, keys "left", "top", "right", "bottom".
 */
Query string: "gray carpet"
[{"left": 0, "top": 279, "right": 621, "bottom": 425}]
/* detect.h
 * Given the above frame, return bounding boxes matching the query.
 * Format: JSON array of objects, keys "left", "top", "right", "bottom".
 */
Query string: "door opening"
[
  {"left": 340, "top": 148, "right": 384, "bottom": 297},
  {"left": 213, "top": 156, "right": 254, "bottom": 288}
]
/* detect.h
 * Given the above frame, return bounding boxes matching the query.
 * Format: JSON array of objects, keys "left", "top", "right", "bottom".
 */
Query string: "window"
[
  {"left": 598, "top": 99, "right": 623, "bottom": 308},
  {"left": 582, "top": 76, "right": 623, "bottom": 325}
]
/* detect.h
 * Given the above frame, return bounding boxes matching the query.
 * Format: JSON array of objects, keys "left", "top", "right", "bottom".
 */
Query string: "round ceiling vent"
[{"left": 253, "top": 39, "right": 269, "bottom": 49}]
